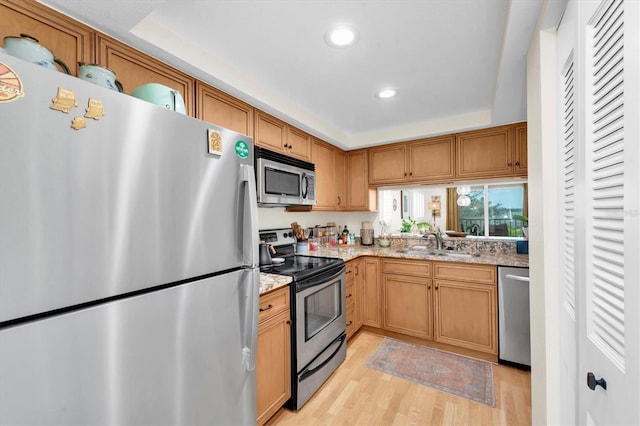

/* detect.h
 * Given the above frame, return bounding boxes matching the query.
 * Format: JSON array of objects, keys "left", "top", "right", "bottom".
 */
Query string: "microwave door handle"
[{"left": 301, "top": 174, "right": 308, "bottom": 198}]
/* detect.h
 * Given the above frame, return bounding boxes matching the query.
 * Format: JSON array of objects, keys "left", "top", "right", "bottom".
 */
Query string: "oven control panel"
[{"left": 258, "top": 228, "right": 296, "bottom": 246}]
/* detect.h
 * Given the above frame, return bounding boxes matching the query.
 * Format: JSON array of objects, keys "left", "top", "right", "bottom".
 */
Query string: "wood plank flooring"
[{"left": 267, "top": 330, "right": 531, "bottom": 425}]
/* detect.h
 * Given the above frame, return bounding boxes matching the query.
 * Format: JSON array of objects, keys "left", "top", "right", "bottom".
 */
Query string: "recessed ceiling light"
[
  {"left": 376, "top": 88, "right": 397, "bottom": 99},
  {"left": 325, "top": 25, "right": 359, "bottom": 48}
]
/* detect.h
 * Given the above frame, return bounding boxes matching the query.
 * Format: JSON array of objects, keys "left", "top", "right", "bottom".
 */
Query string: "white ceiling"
[{"left": 38, "top": 0, "right": 543, "bottom": 149}]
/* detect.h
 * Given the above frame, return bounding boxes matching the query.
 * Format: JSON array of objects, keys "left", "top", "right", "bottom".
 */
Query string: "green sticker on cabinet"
[{"left": 235, "top": 140, "right": 249, "bottom": 158}]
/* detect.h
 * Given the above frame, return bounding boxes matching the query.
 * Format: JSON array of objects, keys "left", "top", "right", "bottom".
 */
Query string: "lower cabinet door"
[
  {"left": 433, "top": 279, "right": 498, "bottom": 354},
  {"left": 383, "top": 274, "right": 432, "bottom": 339},
  {"left": 256, "top": 309, "right": 291, "bottom": 425}
]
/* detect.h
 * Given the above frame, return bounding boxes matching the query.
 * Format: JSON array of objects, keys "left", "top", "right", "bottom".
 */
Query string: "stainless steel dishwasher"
[{"left": 498, "top": 266, "right": 531, "bottom": 369}]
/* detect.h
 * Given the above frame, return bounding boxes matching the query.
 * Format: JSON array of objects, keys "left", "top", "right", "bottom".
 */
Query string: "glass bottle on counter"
[{"left": 342, "top": 225, "right": 349, "bottom": 244}]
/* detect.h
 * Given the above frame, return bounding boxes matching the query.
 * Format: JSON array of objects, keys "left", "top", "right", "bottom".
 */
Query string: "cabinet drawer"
[
  {"left": 346, "top": 303, "right": 356, "bottom": 338},
  {"left": 433, "top": 262, "right": 496, "bottom": 285},
  {"left": 259, "top": 286, "right": 290, "bottom": 323},
  {"left": 346, "top": 280, "right": 355, "bottom": 307},
  {"left": 382, "top": 259, "right": 432, "bottom": 277}
]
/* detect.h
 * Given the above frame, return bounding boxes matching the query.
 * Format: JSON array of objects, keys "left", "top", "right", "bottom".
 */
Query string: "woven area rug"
[{"left": 365, "top": 337, "right": 495, "bottom": 407}]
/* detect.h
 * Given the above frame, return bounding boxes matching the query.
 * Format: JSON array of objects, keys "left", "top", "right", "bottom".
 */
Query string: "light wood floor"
[{"left": 267, "top": 330, "right": 531, "bottom": 425}]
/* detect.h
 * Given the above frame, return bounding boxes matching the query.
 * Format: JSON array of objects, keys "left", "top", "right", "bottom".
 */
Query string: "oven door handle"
[
  {"left": 297, "top": 264, "right": 345, "bottom": 291},
  {"left": 299, "top": 334, "right": 346, "bottom": 382}
]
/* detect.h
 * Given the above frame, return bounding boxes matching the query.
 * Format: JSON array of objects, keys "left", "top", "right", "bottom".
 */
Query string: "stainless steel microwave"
[{"left": 255, "top": 147, "right": 316, "bottom": 207}]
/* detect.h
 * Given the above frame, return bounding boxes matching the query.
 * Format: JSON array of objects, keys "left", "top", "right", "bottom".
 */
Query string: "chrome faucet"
[
  {"left": 470, "top": 224, "right": 481, "bottom": 256},
  {"left": 423, "top": 228, "right": 444, "bottom": 250}
]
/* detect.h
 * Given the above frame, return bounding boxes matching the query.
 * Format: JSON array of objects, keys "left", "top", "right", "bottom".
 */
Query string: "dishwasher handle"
[{"left": 505, "top": 274, "right": 530, "bottom": 283}]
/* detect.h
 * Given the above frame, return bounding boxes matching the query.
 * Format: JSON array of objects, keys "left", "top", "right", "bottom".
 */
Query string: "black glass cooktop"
[{"left": 259, "top": 254, "right": 343, "bottom": 280}]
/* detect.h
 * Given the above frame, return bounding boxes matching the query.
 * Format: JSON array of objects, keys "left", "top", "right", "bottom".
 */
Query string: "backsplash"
[
  {"left": 380, "top": 235, "right": 522, "bottom": 255},
  {"left": 257, "top": 207, "right": 378, "bottom": 234}
]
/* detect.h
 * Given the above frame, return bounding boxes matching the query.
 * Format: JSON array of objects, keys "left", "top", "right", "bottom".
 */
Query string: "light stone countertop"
[
  {"left": 302, "top": 244, "right": 529, "bottom": 268},
  {"left": 259, "top": 273, "right": 292, "bottom": 295},
  {"left": 259, "top": 240, "right": 528, "bottom": 295}
]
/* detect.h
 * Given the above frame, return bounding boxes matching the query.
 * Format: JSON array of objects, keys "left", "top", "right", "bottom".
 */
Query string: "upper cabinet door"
[
  {"left": 368, "top": 144, "right": 408, "bottom": 185},
  {"left": 408, "top": 136, "right": 456, "bottom": 182},
  {"left": 95, "top": 35, "right": 195, "bottom": 116},
  {"left": 0, "top": 0, "right": 94, "bottom": 76},
  {"left": 310, "top": 139, "right": 336, "bottom": 211},
  {"left": 513, "top": 123, "right": 528, "bottom": 176},
  {"left": 196, "top": 82, "right": 253, "bottom": 136},
  {"left": 254, "top": 110, "right": 286, "bottom": 152},
  {"left": 346, "top": 149, "right": 377, "bottom": 211},
  {"left": 285, "top": 126, "right": 311, "bottom": 161},
  {"left": 334, "top": 149, "right": 346, "bottom": 210},
  {"left": 456, "top": 125, "right": 513, "bottom": 179}
]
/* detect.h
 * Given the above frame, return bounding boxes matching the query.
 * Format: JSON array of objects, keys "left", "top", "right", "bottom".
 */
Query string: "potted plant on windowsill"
[{"left": 512, "top": 214, "right": 528, "bottom": 239}]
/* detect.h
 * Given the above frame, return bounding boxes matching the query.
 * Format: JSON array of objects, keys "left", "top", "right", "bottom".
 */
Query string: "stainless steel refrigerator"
[{"left": 0, "top": 53, "right": 260, "bottom": 425}]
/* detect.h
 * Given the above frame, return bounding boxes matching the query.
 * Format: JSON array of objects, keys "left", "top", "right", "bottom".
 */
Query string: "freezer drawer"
[
  {"left": 498, "top": 266, "right": 531, "bottom": 368},
  {"left": 0, "top": 269, "right": 258, "bottom": 425}
]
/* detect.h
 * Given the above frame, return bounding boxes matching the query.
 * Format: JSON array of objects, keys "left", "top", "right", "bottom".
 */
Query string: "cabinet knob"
[
  {"left": 355, "top": 266, "right": 359, "bottom": 275},
  {"left": 346, "top": 293, "right": 353, "bottom": 298},
  {"left": 409, "top": 172, "right": 413, "bottom": 176},
  {"left": 587, "top": 372, "right": 607, "bottom": 391},
  {"left": 347, "top": 321, "right": 353, "bottom": 326},
  {"left": 515, "top": 161, "right": 520, "bottom": 166},
  {"left": 404, "top": 172, "right": 407, "bottom": 177},
  {"left": 508, "top": 162, "right": 513, "bottom": 167},
  {"left": 337, "top": 196, "right": 341, "bottom": 205}
]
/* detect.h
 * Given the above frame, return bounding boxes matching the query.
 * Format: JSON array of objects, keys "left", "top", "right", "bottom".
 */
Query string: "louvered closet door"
[
  {"left": 557, "top": 7, "right": 579, "bottom": 420},
  {"left": 577, "top": 0, "right": 640, "bottom": 424}
]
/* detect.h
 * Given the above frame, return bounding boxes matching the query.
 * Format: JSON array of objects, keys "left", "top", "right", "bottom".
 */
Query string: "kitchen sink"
[{"left": 396, "top": 248, "right": 476, "bottom": 259}]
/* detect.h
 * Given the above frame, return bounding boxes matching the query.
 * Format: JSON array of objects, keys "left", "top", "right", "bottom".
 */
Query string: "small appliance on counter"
[{"left": 360, "top": 221, "right": 374, "bottom": 245}]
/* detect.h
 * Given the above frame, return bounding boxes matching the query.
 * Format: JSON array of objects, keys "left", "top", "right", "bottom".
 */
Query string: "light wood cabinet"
[
  {"left": 514, "top": 122, "right": 528, "bottom": 175},
  {"left": 0, "top": 0, "right": 94, "bottom": 76},
  {"left": 368, "top": 136, "right": 455, "bottom": 186},
  {"left": 257, "top": 286, "right": 291, "bottom": 425},
  {"left": 254, "top": 110, "right": 311, "bottom": 161},
  {"left": 433, "top": 262, "right": 497, "bottom": 354},
  {"left": 95, "top": 35, "right": 195, "bottom": 116},
  {"left": 334, "top": 149, "right": 346, "bottom": 210},
  {"left": 382, "top": 259, "right": 433, "bottom": 339},
  {"left": 353, "top": 258, "right": 364, "bottom": 331},
  {"left": 286, "top": 126, "right": 312, "bottom": 161},
  {"left": 407, "top": 136, "right": 457, "bottom": 182},
  {"left": 311, "top": 138, "right": 336, "bottom": 210},
  {"left": 196, "top": 81, "right": 253, "bottom": 136},
  {"left": 383, "top": 274, "right": 432, "bottom": 339},
  {"left": 377, "top": 258, "right": 498, "bottom": 356},
  {"left": 455, "top": 122, "right": 527, "bottom": 179},
  {"left": 362, "top": 257, "right": 382, "bottom": 328},
  {"left": 345, "top": 258, "right": 364, "bottom": 339},
  {"left": 346, "top": 149, "right": 377, "bottom": 211}
]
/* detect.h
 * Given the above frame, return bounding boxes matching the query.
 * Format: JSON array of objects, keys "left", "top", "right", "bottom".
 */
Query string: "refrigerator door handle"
[
  {"left": 240, "top": 164, "right": 259, "bottom": 267},
  {"left": 239, "top": 268, "right": 259, "bottom": 373}
]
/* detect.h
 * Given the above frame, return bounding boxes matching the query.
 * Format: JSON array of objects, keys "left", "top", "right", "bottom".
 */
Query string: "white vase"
[{"left": 522, "top": 226, "right": 529, "bottom": 238}]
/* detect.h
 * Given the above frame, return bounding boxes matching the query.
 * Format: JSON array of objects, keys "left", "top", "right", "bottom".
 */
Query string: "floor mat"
[{"left": 365, "top": 337, "right": 495, "bottom": 407}]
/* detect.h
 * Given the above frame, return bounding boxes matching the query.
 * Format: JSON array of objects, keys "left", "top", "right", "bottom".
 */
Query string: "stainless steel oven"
[
  {"left": 293, "top": 265, "right": 346, "bottom": 409},
  {"left": 258, "top": 228, "right": 346, "bottom": 410}
]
